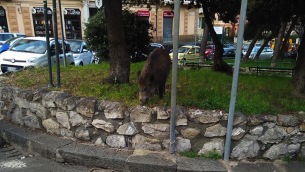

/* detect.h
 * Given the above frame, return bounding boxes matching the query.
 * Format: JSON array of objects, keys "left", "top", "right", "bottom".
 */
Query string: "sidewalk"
[{"left": 1, "top": 119, "right": 305, "bottom": 172}]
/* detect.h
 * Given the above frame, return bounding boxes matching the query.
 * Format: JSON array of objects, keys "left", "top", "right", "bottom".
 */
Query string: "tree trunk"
[
  {"left": 199, "top": 24, "right": 209, "bottom": 63},
  {"left": 254, "top": 33, "right": 274, "bottom": 59},
  {"left": 104, "top": 0, "right": 130, "bottom": 84},
  {"left": 292, "top": 25, "right": 305, "bottom": 98},
  {"left": 202, "top": 0, "right": 232, "bottom": 74},
  {"left": 243, "top": 26, "right": 262, "bottom": 60},
  {"left": 271, "top": 21, "right": 287, "bottom": 67}
]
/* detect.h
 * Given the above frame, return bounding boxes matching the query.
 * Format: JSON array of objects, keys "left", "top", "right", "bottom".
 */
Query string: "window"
[{"left": 199, "top": 17, "right": 205, "bottom": 29}]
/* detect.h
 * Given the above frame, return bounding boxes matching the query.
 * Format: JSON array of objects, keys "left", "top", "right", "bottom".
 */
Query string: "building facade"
[{"left": 0, "top": 0, "right": 232, "bottom": 44}]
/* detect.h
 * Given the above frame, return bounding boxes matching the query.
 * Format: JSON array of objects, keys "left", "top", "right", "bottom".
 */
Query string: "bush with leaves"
[{"left": 84, "top": 9, "right": 153, "bottom": 62}]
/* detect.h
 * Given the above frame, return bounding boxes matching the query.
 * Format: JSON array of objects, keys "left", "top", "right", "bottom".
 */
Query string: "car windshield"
[
  {"left": 4, "top": 37, "right": 21, "bottom": 45},
  {"left": 178, "top": 46, "right": 191, "bottom": 53},
  {"left": 223, "top": 48, "right": 230, "bottom": 52},
  {"left": 11, "top": 39, "right": 47, "bottom": 54},
  {"left": 243, "top": 44, "right": 250, "bottom": 49},
  {"left": 68, "top": 41, "right": 82, "bottom": 53},
  {"left": 252, "top": 48, "right": 259, "bottom": 52},
  {"left": 0, "top": 34, "right": 13, "bottom": 42},
  {"left": 206, "top": 45, "right": 215, "bottom": 50}
]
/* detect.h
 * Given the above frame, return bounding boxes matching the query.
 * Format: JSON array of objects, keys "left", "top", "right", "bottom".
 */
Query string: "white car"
[
  {"left": 65, "top": 39, "right": 93, "bottom": 66},
  {"left": 169, "top": 45, "right": 200, "bottom": 61},
  {"left": 249, "top": 47, "right": 273, "bottom": 59},
  {"left": 242, "top": 43, "right": 262, "bottom": 57},
  {"left": 0, "top": 37, "right": 74, "bottom": 73}
]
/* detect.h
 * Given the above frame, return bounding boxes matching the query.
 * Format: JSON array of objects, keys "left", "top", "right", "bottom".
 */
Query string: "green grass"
[
  {"left": 179, "top": 149, "right": 222, "bottom": 160},
  {"left": 179, "top": 150, "right": 201, "bottom": 158},
  {"left": 3, "top": 60, "right": 305, "bottom": 115}
]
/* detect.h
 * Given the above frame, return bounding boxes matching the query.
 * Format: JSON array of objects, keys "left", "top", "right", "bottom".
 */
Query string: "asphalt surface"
[{"left": 0, "top": 143, "right": 93, "bottom": 172}]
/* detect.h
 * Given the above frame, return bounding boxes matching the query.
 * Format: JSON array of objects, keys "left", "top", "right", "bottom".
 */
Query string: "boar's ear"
[{"left": 137, "top": 70, "right": 141, "bottom": 77}]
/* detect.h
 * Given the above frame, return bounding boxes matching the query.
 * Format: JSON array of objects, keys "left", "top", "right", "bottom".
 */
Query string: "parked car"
[
  {"left": 284, "top": 49, "right": 298, "bottom": 59},
  {"left": 0, "top": 32, "right": 26, "bottom": 44},
  {"left": 147, "top": 43, "right": 164, "bottom": 52},
  {"left": 223, "top": 43, "right": 235, "bottom": 49},
  {"left": 169, "top": 45, "right": 200, "bottom": 61},
  {"left": 205, "top": 45, "right": 215, "bottom": 58},
  {"left": 91, "top": 51, "right": 100, "bottom": 64},
  {"left": 131, "top": 42, "right": 165, "bottom": 62},
  {"left": 249, "top": 47, "right": 273, "bottom": 59},
  {"left": 0, "top": 37, "right": 74, "bottom": 73},
  {"left": 242, "top": 43, "right": 262, "bottom": 56},
  {"left": 223, "top": 47, "right": 236, "bottom": 58},
  {"left": 0, "top": 36, "right": 25, "bottom": 53},
  {"left": 65, "top": 39, "right": 93, "bottom": 66}
]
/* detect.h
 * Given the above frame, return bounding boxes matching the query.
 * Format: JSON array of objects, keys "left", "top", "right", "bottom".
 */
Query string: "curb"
[{"left": 0, "top": 120, "right": 227, "bottom": 172}]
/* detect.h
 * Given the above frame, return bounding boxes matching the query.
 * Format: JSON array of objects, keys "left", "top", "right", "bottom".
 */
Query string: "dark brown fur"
[{"left": 137, "top": 48, "right": 171, "bottom": 105}]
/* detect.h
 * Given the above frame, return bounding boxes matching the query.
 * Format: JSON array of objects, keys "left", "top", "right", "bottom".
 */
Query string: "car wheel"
[
  {"left": 1, "top": 67, "right": 7, "bottom": 74},
  {"left": 92, "top": 58, "right": 100, "bottom": 64}
]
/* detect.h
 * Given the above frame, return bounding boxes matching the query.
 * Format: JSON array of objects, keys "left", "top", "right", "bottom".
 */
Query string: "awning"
[
  {"left": 64, "top": 8, "right": 81, "bottom": 16},
  {"left": 32, "top": 7, "right": 52, "bottom": 15},
  {"left": 136, "top": 10, "right": 150, "bottom": 17},
  {"left": 163, "top": 11, "right": 174, "bottom": 17}
]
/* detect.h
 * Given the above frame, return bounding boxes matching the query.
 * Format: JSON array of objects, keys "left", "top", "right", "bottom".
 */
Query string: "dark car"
[
  {"left": 131, "top": 43, "right": 164, "bottom": 62},
  {"left": 223, "top": 48, "right": 236, "bottom": 58},
  {"left": 223, "top": 43, "right": 235, "bottom": 49},
  {"left": 206, "top": 47, "right": 236, "bottom": 60},
  {"left": 284, "top": 50, "right": 298, "bottom": 59}
]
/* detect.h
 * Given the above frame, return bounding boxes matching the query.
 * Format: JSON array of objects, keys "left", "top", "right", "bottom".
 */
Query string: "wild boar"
[{"left": 137, "top": 48, "right": 171, "bottom": 105}]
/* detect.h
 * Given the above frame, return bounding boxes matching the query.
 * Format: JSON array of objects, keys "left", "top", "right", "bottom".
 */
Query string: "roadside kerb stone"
[
  {"left": 0, "top": 120, "right": 17, "bottom": 135},
  {"left": 176, "top": 157, "right": 227, "bottom": 172},
  {"left": 58, "top": 142, "right": 131, "bottom": 170},
  {"left": 0, "top": 121, "right": 36, "bottom": 150},
  {"left": 28, "top": 133, "right": 73, "bottom": 161},
  {"left": 126, "top": 154, "right": 176, "bottom": 172}
]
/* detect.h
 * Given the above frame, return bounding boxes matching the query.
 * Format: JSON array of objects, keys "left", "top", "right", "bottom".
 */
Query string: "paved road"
[{"left": 0, "top": 143, "right": 102, "bottom": 172}]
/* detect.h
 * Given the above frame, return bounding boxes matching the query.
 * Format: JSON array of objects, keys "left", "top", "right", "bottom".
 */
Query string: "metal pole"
[
  {"left": 170, "top": 0, "right": 180, "bottom": 155},
  {"left": 194, "top": 8, "right": 197, "bottom": 45},
  {"left": 155, "top": 5, "right": 158, "bottom": 42},
  {"left": 58, "top": 0, "right": 66, "bottom": 67},
  {"left": 52, "top": 0, "right": 60, "bottom": 87},
  {"left": 44, "top": 0, "right": 53, "bottom": 88},
  {"left": 224, "top": 0, "right": 248, "bottom": 161}
]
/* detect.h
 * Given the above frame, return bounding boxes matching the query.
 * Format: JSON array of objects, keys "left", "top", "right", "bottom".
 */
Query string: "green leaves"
[{"left": 84, "top": 9, "right": 152, "bottom": 61}]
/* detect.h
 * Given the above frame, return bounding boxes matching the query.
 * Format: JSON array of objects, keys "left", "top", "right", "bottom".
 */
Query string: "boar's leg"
[{"left": 158, "top": 83, "right": 165, "bottom": 99}]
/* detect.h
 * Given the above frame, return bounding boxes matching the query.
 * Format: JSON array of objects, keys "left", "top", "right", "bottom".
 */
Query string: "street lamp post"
[
  {"left": 43, "top": 0, "right": 53, "bottom": 88},
  {"left": 52, "top": 0, "right": 60, "bottom": 87},
  {"left": 58, "top": 0, "right": 66, "bottom": 67}
]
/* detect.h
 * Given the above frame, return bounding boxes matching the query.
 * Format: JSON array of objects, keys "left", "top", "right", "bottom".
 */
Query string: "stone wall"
[{"left": 0, "top": 85, "right": 305, "bottom": 161}]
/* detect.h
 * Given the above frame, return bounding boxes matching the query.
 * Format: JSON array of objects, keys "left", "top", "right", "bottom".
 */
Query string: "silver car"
[
  {"left": 249, "top": 47, "right": 273, "bottom": 59},
  {"left": 0, "top": 37, "right": 74, "bottom": 73},
  {"left": 65, "top": 39, "right": 93, "bottom": 66}
]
